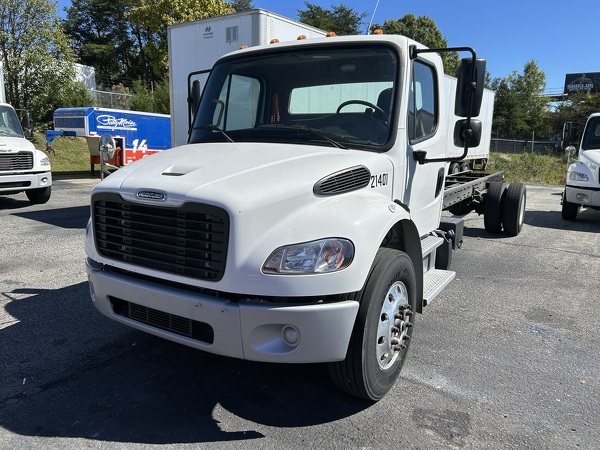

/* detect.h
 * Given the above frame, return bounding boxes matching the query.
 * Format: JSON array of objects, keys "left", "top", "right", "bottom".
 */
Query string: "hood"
[
  {"left": 580, "top": 148, "right": 600, "bottom": 167},
  {"left": 94, "top": 142, "right": 393, "bottom": 209},
  {"left": 0, "top": 136, "right": 36, "bottom": 152}
]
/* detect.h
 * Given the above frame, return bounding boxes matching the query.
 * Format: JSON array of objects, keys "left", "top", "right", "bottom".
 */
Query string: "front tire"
[
  {"left": 328, "top": 248, "right": 416, "bottom": 401},
  {"left": 26, "top": 186, "right": 51, "bottom": 204},
  {"left": 561, "top": 189, "right": 579, "bottom": 221}
]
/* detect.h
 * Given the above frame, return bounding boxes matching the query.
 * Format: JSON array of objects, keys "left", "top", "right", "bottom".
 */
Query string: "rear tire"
[
  {"left": 503, "top": 183, "right": 526, "bottom": 236},
  {"left": 561, "top": 189, "right": 579, "bottom": 221},
  {"left": 484, "top": 181, "right": 506, "bottom": 234},
  {"left": 449, "top": 162, "right": 460, "bottom": 175},
  {"left": 26, "top": 186, "right": 51, "bottom": 204},
  {"left": 328, "top": 248, "right": 416, "bottom": 401}
]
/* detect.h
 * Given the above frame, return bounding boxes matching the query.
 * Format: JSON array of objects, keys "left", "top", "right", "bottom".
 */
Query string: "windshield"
[
  {"left": 0, "top": 105, "right": 24, "bottom": 138},
  {"left": 581, "top": 116, "right": 600, "bottom": 151},
  {"left": 189, "top": 44, "right": 399, "bottom": 150}
]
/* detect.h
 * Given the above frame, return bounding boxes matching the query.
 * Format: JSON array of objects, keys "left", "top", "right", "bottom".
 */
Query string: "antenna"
[{"left": 366, "top": 0, "right": 381, "bottom": 35}]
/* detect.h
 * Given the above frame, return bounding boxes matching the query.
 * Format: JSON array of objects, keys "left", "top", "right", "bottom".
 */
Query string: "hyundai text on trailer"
[{"left": 85, "top": 18, "right": 526, "bottom": 401}]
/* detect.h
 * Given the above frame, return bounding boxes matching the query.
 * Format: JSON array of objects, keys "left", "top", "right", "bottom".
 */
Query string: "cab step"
[{"left": 423, "top": 268, "right": 456, "bottom": 307}]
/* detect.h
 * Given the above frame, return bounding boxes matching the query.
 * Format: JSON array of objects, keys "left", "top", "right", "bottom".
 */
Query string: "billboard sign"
[{"left": 564, "top": 73, "right": 600, "bottom": 94}]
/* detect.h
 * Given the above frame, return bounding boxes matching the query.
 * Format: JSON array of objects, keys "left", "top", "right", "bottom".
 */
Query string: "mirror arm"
[{"left": 410, "top": 46, "right": 478, "bottom": 165}]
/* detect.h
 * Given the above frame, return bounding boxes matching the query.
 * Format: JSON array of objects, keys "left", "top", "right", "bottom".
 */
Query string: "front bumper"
[
  {"left": 86, "top": 258, "right": 359, "bottom": 363},
  {"left": 564, "top": 184, "right": 600, "bottom": 207},
  {"left": 0, "top": 171, "right": 52, "bottom": 193}
]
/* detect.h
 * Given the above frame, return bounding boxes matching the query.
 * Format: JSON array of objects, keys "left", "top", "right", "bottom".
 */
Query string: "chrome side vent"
[{"left": 314, "top": 166, "right": 371, "bottom": 196}]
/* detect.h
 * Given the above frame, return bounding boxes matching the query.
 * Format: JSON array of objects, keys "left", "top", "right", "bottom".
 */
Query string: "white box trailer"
[
  {"left": 168, "top": 9, "right": 326, "bottom": 147},
  {"left": 443, "top": 75, "right": 494, "bottom": 172}
]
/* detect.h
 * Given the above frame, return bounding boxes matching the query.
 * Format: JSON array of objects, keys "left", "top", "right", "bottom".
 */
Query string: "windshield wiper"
[
  {"left": 258, "top": 123, "right": 348, "bottom": 149},
  {"left": 194, "top": 124, "right": 234, "bottom": 143}
]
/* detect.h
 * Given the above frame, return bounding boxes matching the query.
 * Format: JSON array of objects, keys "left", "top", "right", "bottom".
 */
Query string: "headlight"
[
  {"left": 263, "top": 238, "right": 354, "bottom": 274},
  {"left": 40, "top": 156, "right": 50, "bottom": 166},
  {"left": 569, "top": 171, "right": 588, "bottom": 182}
]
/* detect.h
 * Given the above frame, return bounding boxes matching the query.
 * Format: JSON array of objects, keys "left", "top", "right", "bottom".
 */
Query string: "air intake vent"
[{"left": 314, "top": 166, "right": 371, "bottom": 196}]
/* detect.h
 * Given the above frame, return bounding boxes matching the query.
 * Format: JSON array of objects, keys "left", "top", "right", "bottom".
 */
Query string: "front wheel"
[
  {"left": 328, "top": 248, "right": 416, "bottom": 401},
  {"left": 561, "top": 189, "right": 579, "bottom": 221},
  {"left": 26, "top": 186, "right": 51, "bottom": 204}
]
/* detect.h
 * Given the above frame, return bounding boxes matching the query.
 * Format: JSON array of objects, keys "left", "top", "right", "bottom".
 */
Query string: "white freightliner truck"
[
  {"left": 0, "top": 61, "right": 51, "bottom": 204},
  {"left": 561, "top": 113, "right": 600, "bottom": 220},
  {"left": 85, "top": 28, "right": 526, "bottom": 401},
  {"left": 0, "top": 105, "right": 52, "bottom": 204}
]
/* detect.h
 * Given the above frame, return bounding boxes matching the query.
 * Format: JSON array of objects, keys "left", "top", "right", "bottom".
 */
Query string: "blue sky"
[{"left": 56, "top": 0, "right": 599, "bottom": 93}]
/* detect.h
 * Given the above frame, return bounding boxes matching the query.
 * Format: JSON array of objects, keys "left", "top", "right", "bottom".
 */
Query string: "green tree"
[
  {"left": 61, "top": 81, "right": 95, "bottom": 108},
  {"left": 549, "top": 91, "right": 600, "bottom": 147},
  {"left": 491, "top": 60, "right": 549, "bottom": 140},
  {"left": 128, "top": 0, "right": 235, "bottom": 80},
  {"left": 380, "top": 14, "right": 460, "bottom": 76},
  {"left": 231, "top": 0, "right": 254, "bottom": 12},
  {"left": 63, "top": 0, "right": 140, "bottom": 89},
  {"left": 297, "top": 2, "right": 367, "bottom": 35},
  {"left": 128, "top": 78, "right": 169, "bottom": 113},
  {"left": 0, "top": 0, "right": 77, "bottom": 127}
]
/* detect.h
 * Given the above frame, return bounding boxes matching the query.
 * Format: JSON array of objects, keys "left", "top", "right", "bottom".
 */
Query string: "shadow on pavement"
[
  {"left": 12, "top": 205, "right": 90, "bottom": 229},
  {"left": 1, "top": 282, "right": 370, "bottom": 445}
]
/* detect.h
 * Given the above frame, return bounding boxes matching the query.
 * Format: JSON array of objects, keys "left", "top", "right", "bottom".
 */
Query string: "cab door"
[{"left": 401, "top": 55, "right": 448, "bottom": 235}]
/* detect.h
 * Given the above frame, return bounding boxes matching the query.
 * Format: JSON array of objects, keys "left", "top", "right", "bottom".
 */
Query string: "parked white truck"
[
  {"left": 0, "top": 103, "right": 52, "bottom": 204},
  {"left": 85, "top": 28, "right": 526, "bottom": 401},
  {"left": 562, "top": 113, "right": 600, "bottom": 220}
]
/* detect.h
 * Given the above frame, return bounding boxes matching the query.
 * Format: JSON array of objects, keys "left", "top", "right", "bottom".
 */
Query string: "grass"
[
  {"left": 486, "top": 152, "right": 568, "bottom": 186},
  {"left": 33, "top": 131, "right": 569, "bottom": 185},
  {"left": 33, "top": 131, "right": 92, "bottom": 173}
]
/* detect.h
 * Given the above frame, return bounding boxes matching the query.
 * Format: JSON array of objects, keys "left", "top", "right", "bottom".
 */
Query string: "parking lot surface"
[{"left": 1, "top": 180, "right": 599, "bottom": 449}]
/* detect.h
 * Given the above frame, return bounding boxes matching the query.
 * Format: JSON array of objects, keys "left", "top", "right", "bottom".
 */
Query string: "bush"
[{"left": 487, "top": 153, "right": 568, "bottom": 185}]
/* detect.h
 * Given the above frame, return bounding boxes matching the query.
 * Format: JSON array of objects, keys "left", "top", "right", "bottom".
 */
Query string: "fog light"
[
  {"left": 576, "top": 193, "right": 588, "bottom": 202},
  {"left": 282, "top": 325, "right": 300, "bottom": 346}
]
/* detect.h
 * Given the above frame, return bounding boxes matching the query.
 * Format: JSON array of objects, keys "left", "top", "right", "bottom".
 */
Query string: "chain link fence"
[
  {"left": 92, "top": 89, "right": 133, "bottom": 110},
  {"left": 490, "top": 138, "right": 562, "bottom": 156}
]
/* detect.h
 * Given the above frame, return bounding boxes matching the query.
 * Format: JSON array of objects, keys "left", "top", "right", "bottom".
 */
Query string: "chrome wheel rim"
[{"left": 376, "top": 281, "right": 411, "bottom": 370}]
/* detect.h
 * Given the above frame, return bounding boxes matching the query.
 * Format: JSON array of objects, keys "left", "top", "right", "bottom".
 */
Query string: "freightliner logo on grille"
[{"left": 137, "top": 190, "right": 167, "bottom": 201}]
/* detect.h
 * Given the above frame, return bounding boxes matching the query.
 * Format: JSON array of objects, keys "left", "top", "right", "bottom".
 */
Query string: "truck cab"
[
  {"left": 0, "top": 103, "right": 52, "bottom": 204},
  {"left": 562, "top": 113, "right": 600, "bottom": 220}
]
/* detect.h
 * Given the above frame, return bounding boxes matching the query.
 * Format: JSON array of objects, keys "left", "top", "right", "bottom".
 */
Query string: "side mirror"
[
  {"left": 455, "top": 58, "right": 486, "bottom": 117},
  {"left": 21, "top": 110, "right": 34, "bottom": 140},
  {"left": 563, "top": 122, "right": 573, "bottom": 145},
  {"left": 454, "top": 119, "right": 482, "bottom": 147},
  {"left": 565, "top": 145, "right": 577, "bottom": 157},
  {"left": 191, "top": 79, "right": 202, "bottom": 115},
  {"left": 99, "top": 134, "right": 116, "bottom": 162}
]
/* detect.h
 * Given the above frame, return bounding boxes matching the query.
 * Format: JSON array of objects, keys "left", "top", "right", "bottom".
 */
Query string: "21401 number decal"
[{"left": 370, "top": 173, "right": 389, "bottom": 188}]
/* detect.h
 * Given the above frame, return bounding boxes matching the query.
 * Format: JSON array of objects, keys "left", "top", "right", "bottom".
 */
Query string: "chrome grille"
[
  {"left": 0, "top": 152, "right": 34, "bottom": 171},
  {"left": 93, "top": 193, "right": 229, "bottom": 281},
  {"left": 314, "top": 165, "right": 371, "bottom": 196}
]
